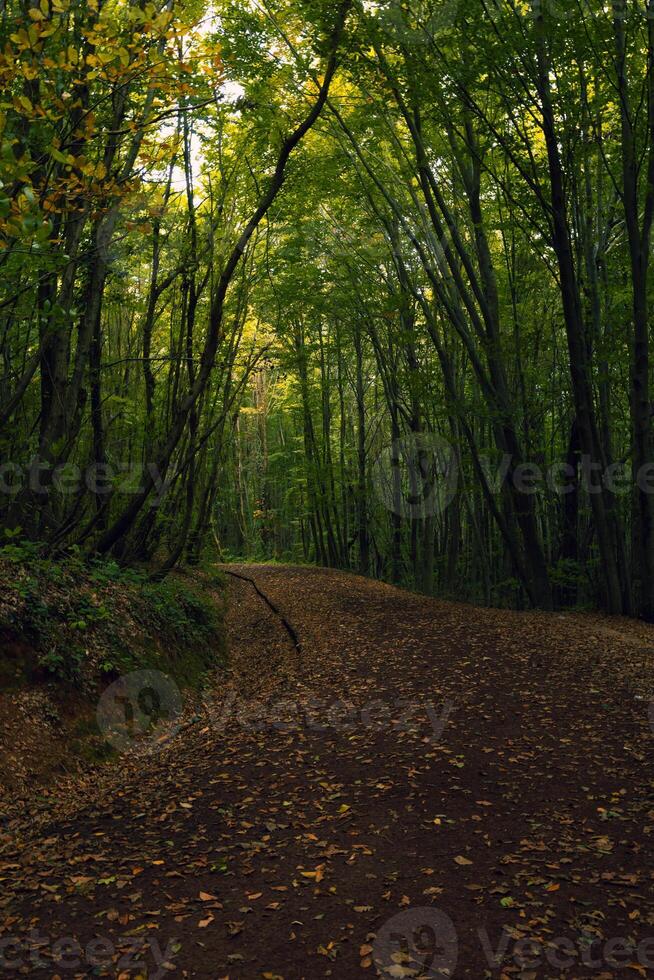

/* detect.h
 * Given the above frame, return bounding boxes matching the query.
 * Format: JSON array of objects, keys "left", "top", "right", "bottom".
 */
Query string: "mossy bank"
[{"left": 0, "top": 541, "right": 226, "bottom": 796}]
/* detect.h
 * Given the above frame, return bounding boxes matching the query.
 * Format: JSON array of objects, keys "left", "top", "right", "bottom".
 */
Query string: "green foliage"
[
  {"left": 0, "top": 549, "right": 225, "bottom": 687},
  {"left": 138, "top": 578, "right": 217, "bottom": 645}
]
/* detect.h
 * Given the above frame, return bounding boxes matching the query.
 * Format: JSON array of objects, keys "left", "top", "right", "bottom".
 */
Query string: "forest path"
[{"left": 2, "top": 565, "right": 654, "bottom": 978}]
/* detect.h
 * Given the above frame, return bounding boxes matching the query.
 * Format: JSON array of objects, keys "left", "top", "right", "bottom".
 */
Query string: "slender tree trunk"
[{"left": 534, "top": 10, "right": 624, "bottom": 613}]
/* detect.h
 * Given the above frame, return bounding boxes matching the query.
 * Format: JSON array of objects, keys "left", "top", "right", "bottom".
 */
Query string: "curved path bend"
[{"left": 1, "top": 565, "right": 653, "bottom": 978}]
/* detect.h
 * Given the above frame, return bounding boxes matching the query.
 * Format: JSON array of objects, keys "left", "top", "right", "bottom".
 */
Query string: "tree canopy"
[{"left": 2, "top": 0, "right": 654, "bottom": 617}]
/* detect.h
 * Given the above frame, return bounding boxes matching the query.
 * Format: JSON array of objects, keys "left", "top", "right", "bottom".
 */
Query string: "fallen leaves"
[
  {"left": 4, "top": 568, "right": 654, "bottom": 980},
  {"left": 299, "top": 864, "right": 326, "bottom": 883},
  {"left": 360, "top": 942, "right": 374, "bottom": 969}
]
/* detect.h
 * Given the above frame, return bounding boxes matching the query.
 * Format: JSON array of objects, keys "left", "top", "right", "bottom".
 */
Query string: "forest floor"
[{"left": 2, "top": 564, "right": 654, "bottom": 978}]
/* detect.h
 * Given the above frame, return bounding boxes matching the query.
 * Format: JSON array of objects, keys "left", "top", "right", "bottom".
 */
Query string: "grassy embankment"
[{"left": 0, "top": 540, "right": 226, "bottom": 794}]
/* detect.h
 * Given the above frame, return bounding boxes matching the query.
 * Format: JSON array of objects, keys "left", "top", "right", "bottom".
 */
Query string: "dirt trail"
[{"left": 1, "top": 565, "right": 654, "bottom": 978}]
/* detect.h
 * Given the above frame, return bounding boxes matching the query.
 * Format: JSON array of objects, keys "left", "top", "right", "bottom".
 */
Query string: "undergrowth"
[{"left": 0, "top": 537, "right": 226, "bottom": 691}]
